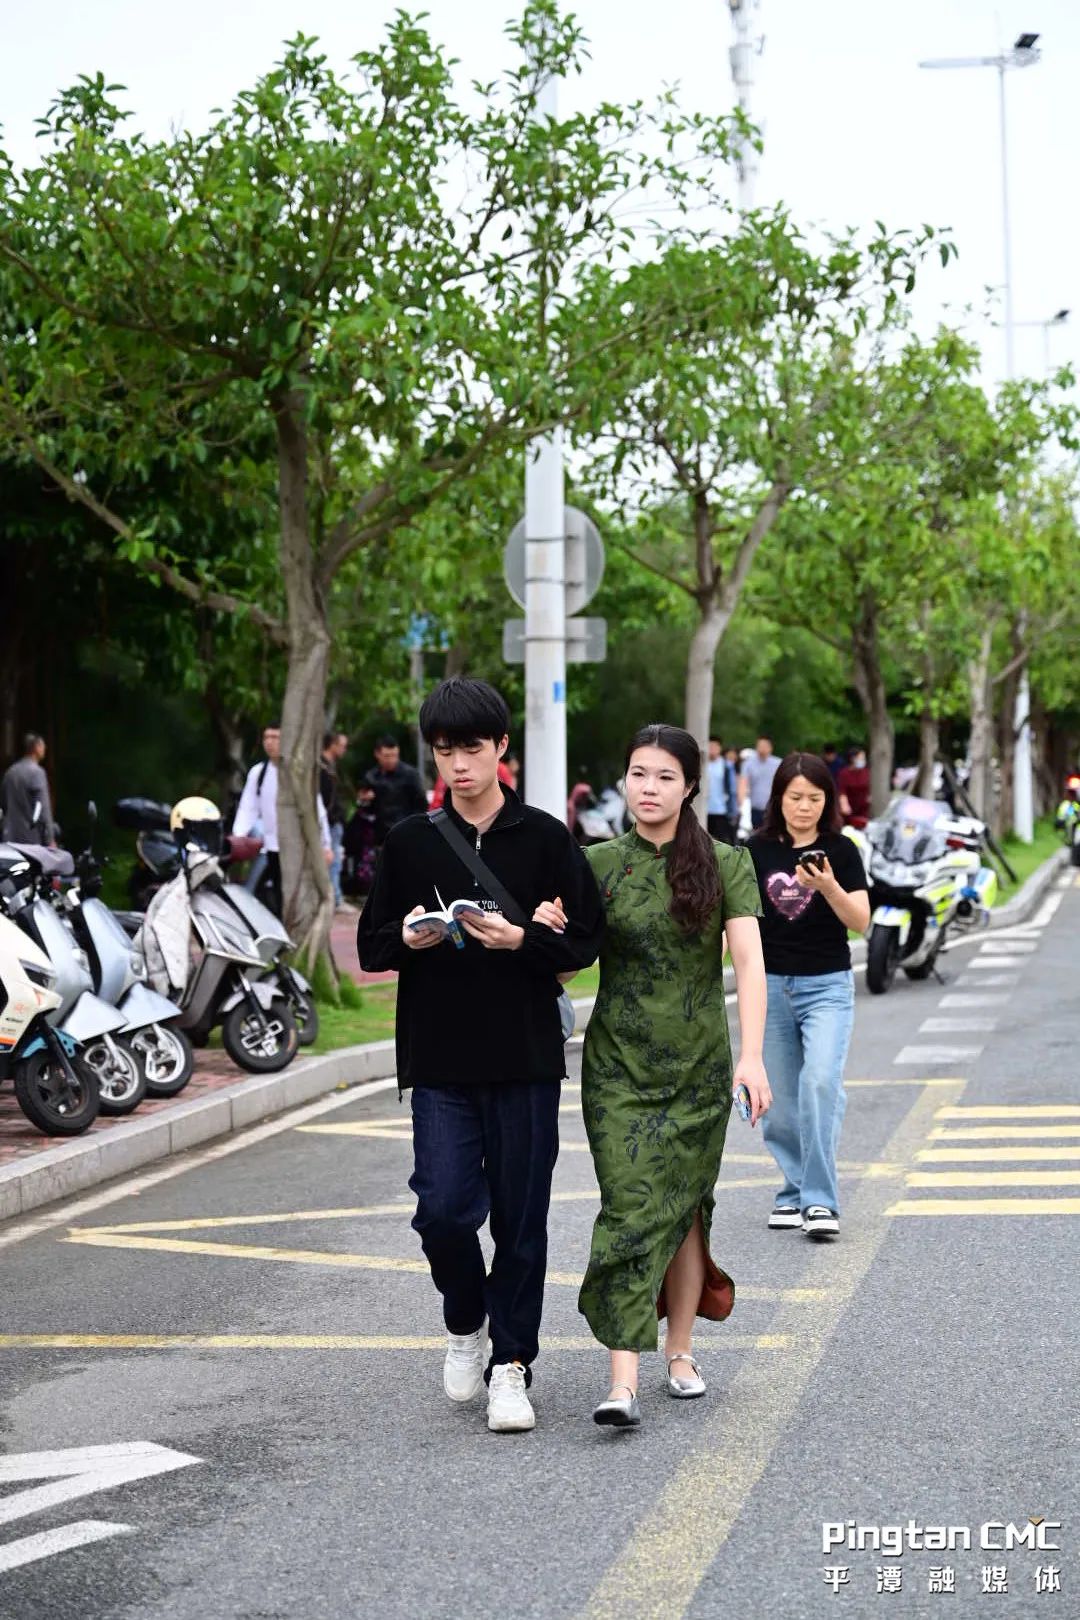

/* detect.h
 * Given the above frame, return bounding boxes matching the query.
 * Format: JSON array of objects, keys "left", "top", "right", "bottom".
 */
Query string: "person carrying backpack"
[{"left": 357, "top": 678, "right": 604, "bottom": 1434}]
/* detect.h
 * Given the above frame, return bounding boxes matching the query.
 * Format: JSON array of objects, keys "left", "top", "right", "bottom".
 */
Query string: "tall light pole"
[
  {"left": 727, "top": 0, "right": 763, "bottom": 211},
  {"left": 523, "top": 68, "right": 567, "bottom": 822},
  {"left": 919, "top": 31, "right": 1041, "bottom": 843}
]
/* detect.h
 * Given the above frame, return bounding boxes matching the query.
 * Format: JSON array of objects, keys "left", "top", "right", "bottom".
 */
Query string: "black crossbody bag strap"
[{"left": 427, "top": 809, "right": 528, "bottom": 927}]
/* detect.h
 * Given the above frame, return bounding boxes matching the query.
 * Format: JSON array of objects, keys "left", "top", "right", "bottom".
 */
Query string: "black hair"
[
  {"left": 263, "top": 721, "right": 281, "bottom": 732},
  {"left": 625, "top": 723, "right": 720, "bottom": 935},
  {"left": 758, "top": 751, "right": 842, "bottom": 844},
  {"left": 823, "top": 742, "right": 837, "bottom": 753},
  {"left": 847, "top": 744, "right": 866, "bottom": 763},
  {"left": 322, "top": 731, "right": 335, "bottom": 751},
  {"left": 419, "top": 678, "right": 511, "bottom": 747},
  {"left": 374, "top": 734, "right": 400, "bottom": 751},
  {"left": 22, "top": 732, "right": 43, "bottom": 754}
]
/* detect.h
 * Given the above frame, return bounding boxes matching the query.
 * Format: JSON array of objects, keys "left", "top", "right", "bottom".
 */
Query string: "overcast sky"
[{"left": 3, "top": 1, "right": 1077, "bottom": 387}]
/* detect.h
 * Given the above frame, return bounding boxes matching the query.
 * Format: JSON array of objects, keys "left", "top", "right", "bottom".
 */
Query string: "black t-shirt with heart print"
[{"left": 747, "top": 831, "right": 869, "bottom": 977}]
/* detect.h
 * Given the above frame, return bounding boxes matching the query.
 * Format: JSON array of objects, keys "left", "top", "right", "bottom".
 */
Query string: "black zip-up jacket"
[{"left": 356, "top": 788, "right": 604, "bottom": 1088}]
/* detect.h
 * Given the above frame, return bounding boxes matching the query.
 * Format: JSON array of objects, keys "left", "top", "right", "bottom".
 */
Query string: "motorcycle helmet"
[{"left": 169, "top": 796, "right": 223, "bottom": 860}]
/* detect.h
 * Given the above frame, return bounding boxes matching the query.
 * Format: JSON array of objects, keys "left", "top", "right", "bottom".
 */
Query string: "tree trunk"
[
  {"left": 274, "top": 392, "right": 335, "bottom": 977},
  {"left": 684, "top": 597, "right": 729, "bottom": 823},
  {"left": 850, "top": 589, "right": 893, "bottom": 816},
  {"left": 916, "top": 706, "right": 939, "bottom": 799},
  {"left": 966, "top": 625, "right": 995, "bottom": 823}
]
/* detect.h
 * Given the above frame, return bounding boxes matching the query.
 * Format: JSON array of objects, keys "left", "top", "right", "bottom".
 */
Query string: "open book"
[{"left": 406, "top": 887, "right": 488, "bottom": 945}]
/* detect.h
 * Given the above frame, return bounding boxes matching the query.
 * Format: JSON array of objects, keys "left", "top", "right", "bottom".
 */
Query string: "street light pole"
[
  {"left": 727, "top": 0, "right": 762, "bottom": 211},
  {"left": 523, "top": 68, "right": 567, "bottom": 823},
  {"left": 919, "top": 32, "right": 1041, "bottom": 843}
]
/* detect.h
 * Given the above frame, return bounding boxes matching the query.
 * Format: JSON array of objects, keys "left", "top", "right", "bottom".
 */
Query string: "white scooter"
[
  {"left": 858, "top": 797, "right": 998, "bottom": 994},
  {"left": 0, "top": 857, "right": 107, "bottom": 1135}
]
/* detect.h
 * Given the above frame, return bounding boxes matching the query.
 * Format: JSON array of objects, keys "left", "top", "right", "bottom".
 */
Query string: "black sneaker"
[
  {"left": 802, "top": 1206, "right": 840, "bottom": 1240},
  {"left": 767, "top": 1205, "right": 803, "bottom": 1230}
]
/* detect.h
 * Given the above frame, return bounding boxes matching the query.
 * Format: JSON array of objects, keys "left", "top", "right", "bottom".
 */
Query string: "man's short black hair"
[
  {"left": 823, "top": 742, "right": 837, "bottom": 753},
  {"left": 263, "top": 721, "right": 281, "bottom": 732},
  {"left": 22, "top": 732, "right": 43, "bottom": 754},
  {"left": 374, "top": 734, "right": 399, "bottom": 751},
  {"left": 322, "top": 731, "right": 335, "bottom": 751},
  {"left": 419, "top": 678, "right": 511, "bottom": 747}
]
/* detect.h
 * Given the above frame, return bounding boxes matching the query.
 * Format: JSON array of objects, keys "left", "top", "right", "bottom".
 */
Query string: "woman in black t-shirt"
[{"left": 747, "top": 753, "right": 870, "bottom": 1241}]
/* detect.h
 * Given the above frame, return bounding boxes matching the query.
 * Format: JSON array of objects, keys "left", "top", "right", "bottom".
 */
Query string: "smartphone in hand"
[
  {"left": 796, "top": 848, "right": 826, "bottom": 872},
  {"left": 733, "top": 1083, "right": 753, "bottom": 1123}
]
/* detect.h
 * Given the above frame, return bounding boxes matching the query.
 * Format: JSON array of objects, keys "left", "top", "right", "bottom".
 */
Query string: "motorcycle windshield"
[{"left": 869, "top": 799, "right": 949, "bottom": 867}]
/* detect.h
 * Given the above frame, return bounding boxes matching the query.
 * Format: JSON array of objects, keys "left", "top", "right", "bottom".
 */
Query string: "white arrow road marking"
[
  {"left": 0, "top": 1519, "right": 134, "bottom": 1574},
  {"left": 0, "top": 1442, "right": 201, "bottom": 1527}
]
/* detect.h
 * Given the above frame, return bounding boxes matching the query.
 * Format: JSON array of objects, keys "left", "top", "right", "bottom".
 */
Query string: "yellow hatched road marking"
[
  {"left": 58, "top": 1230, "right": 828, "bottom": 1301},
  {"left": 888, "top": 1197, "right": 1080, "bottom": 1217},
  {"left": 929, "top": 1124, "right": 1080, "bottom": 1140},
  {"left": 935, "top": 1105, "right": 1080, "bottom": 1119},
  {"left": 906, "top": 1170, "right": 1080, "bottom": 1187},
  {"left": 845, "top": 1077, "right": 966, "bottom": 1088},
  {"left": 917, "top": 1146, "right": 1080, "bottom": 1162},
  {"left": 0, "top": 1332, "right": 791, "bottom": 1353}
]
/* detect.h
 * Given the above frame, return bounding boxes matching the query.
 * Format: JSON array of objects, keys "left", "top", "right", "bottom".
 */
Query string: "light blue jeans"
[
  {"left": 329, "top": 822, "right": 344, "bottom": 906},
  {"left": 761, "top": 971, "right": 855, "bottom": 1215}
]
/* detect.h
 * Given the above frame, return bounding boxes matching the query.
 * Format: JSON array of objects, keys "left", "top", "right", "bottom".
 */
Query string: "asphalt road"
[{"left": 1, "top": 874, "right": 1077, "bottom": 1620}]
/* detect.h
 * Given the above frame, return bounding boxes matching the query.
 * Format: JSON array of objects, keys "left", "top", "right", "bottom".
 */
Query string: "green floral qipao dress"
[{"left": 578, "top": 829, "right": 762, "bottom": 1351}]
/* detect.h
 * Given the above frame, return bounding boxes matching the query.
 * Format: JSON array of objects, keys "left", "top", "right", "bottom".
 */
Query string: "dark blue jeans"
[{"left": 409, "top": 1081, "right": 561, "bottom": 1383}]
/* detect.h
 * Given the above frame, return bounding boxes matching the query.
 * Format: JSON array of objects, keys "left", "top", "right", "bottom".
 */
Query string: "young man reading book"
[{"left": 357, "top": 678, "right": 604, "bottom": 1433}]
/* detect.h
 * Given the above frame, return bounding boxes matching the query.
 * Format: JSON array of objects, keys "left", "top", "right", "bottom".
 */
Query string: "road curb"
[{"left": 1, "top": 846, "right": 1067, "bottom": 1225}]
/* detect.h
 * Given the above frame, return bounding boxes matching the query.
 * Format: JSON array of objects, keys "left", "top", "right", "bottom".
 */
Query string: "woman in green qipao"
[{"left": 552, "top": 724, "right": 770, "bottom": 1429}]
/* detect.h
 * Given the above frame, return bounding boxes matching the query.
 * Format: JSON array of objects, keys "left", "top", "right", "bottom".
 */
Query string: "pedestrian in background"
[
  {"left": 364, "top": 734, "right": 428, "bottom": 845},
  {"left": 837, "top": 746, "right": 871, "bottom": 828},
  {"left": 747, "top": 753, "right": 870, "bottom": 1242},
  {"left": 0, "top": 733, "right": 56, "bottom": 846},
  {"left": 739, "top": 735, "right": 781, "bottom": 830},
  {"left": 233, "top": 723, "right": 333, "bottom": 916},
  {"left": 821, "top": 743, "right": 844, "bottom": 784},
  {"left": 705, "top": 736, "right": 738, "bottom": 844},
  {"left": 320, "top": 730, "right": 349, "bottom": 910},
  {"left": 562, "top": 722, "right": 769, "bottom": 1430}
]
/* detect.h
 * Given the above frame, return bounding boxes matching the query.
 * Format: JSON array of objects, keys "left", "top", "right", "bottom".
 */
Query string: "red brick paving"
[{"left": 0, "top": 907, "right": 395, "bottom": 1171}]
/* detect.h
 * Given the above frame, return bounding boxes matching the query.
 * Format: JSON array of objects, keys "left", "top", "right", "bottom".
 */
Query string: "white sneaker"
[
  {"left": 444, "top": 1319, "right": 489, "bottom": 1403},
  {"left": 487, "top": 1361, "right": 536, "bottom": 1433}
]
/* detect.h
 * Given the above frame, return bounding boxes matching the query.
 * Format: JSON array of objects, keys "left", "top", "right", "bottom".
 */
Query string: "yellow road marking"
[
  {"left": 916, "top": 1146, "right": 1080, "bottom": 1162},
  {"left": 906, "top": 1170, "right": 1080, "bottom": 1187},
  {"left": 0, "top": 1332, "right": 791, "bottom": 1353},
  {"left": 935, "top": 1105, "right": 1080, "bottom": 1119},
  {"left": 576, "top": 1077, "right": 964, "bottom": 1620},
  {"left": 845, "top": 1077, "right": 966, "bottom": 1088},
  {"left": 59, "top": 1229, "right": 829, "bottom": 1301},
  {"left": 888, "top": 1197, "right": 1080, "bottom": 1217},
  {"left": 929, "top": 1124, "right": 1080, "bottom": 1140},
  {"left": 70, "top": 1205, "right": 418, "bottom": 1235}
]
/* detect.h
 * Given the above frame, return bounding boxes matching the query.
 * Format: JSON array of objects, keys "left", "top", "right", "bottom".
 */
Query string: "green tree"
[{"left": 0, "top": 5, "right": 743, "bottom": 967}]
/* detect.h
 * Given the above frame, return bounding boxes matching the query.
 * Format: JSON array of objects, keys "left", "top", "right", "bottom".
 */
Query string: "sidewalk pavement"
[{"left": 0, "top": 848, "right": 1065, "bottom": 1225}]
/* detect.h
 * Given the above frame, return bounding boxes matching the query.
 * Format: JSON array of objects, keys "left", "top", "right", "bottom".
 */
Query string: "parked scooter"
[
  {"left": 858, "top": 796, "right": 998, "bottom": 994},
  {"left": 570, "top": 783, "right": 627, "bottom": 845},
  {"left": 55, "top": 811, "right": 194, "bottom": 1100},
  {"left": 136, "top": 798, "right": 300, "bottom": 1073},
  {"left": 0, "top": 844, "right": 131, "bottom": 1132},
  {"left": 114, "top": 797, "right": 179, "bottom": 910},
  {"left": 0, "top": 908, "right": 103, "bottom": 1135}
]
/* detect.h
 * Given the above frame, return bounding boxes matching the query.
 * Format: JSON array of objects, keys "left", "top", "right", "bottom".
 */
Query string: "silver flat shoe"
[
  {"left": 666, "top": 1353, "right": 706, "bottom": 1399},
  {"left": 593, "top": 1382, "right": 641, "bottom": 1428}
]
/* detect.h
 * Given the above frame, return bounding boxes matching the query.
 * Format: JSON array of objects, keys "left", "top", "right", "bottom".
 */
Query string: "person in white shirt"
[{"left": 233, "top": 724, "right": 332, "bottom": 915}]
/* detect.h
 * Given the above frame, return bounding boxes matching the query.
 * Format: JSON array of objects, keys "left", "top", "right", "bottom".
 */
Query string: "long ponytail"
[{"left": 625, "top": 724, "right": 722, "bottom": 936}]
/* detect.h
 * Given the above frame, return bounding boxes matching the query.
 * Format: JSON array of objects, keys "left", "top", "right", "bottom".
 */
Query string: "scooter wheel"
[
  {"left": 292, "top": 989, "right": 319, "bottom": 1048},
  {"left": 221, "top": 997, "right": 298, "bottom": 1074},
  {"left": 86, "top": 1038, "right": 149, "bottom": 1116},
  {"left": 129, "top": 1023, "right": 195, "bottom": 1097},
  {"left": 14, "top": 1050, "right": 101, "bottom": 1136}
]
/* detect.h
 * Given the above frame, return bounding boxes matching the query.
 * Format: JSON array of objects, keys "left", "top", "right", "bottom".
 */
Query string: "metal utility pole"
[
  {"left": 728, "top": 0, "right": 763, "bottom": 211},
  {"left": 920, "top": 31, "right": 1041, "bottom": 843},
  {"left": 523, "top": 69, "right": 567, "bottom": 823}
]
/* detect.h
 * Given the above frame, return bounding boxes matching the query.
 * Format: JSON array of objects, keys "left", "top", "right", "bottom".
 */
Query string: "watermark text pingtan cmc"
[{"left": 823, "top": 1518, "right": 1062, "bottom": 1555}]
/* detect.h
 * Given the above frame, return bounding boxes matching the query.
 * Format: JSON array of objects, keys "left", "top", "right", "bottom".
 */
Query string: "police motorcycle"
[
  {"left": 858, "top": 796, "right": 998, "bottom": 995},
  {"left": 0, "top": 843, "right": 133, "bottom": 1132},
  {"left": 135, "top": 798, "right": 301, "bottom": 1073},
  {"left": 53, "top": 809, "right": 195, "bottom": 1100}
]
